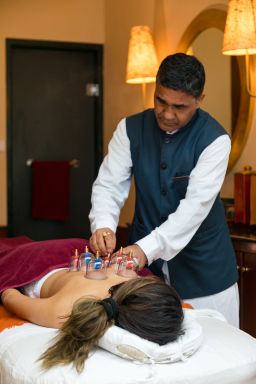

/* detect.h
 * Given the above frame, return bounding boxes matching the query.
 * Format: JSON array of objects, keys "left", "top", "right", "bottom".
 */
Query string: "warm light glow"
[
  {"left": 223, "top": 0, "right": 256, "bottom": 55},
  {"left": 126, "top": 25, "right": 158, "bottom": 84}
]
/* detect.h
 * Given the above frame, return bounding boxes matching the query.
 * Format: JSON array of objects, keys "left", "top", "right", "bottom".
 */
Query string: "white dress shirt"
[{"left": 89, "top": 117, "right": 231, "bottom": 266}]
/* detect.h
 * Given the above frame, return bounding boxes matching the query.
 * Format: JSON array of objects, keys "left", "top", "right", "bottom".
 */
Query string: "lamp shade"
[
  {"left": 126, "top": 25, "right": 158, "bottom": 84},
  {"left": 223, "top": 0, "right": 256, "bottom": 55}
]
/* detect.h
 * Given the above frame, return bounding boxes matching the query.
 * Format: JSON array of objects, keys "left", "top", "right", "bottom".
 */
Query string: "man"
[{"left": 89, "top": 53, "right": 239, "bottom": 326}]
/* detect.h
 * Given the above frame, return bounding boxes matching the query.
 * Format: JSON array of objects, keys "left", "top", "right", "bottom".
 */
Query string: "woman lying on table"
[{"left": 1, "top": 263, "right": 184, "bottom": 373}]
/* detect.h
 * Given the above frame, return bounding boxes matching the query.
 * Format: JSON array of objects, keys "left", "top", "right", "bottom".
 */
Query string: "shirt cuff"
[
  {"left": 136, "top": 234, "right": 161, "bottom": 265},
  {"left": 91, "top": 218, "right": 117, "bottom": 234}
]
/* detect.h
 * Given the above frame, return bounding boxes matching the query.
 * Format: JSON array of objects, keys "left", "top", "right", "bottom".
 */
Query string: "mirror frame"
[{"left": 177, "top": 8, "right": 252, "bottom": 172}]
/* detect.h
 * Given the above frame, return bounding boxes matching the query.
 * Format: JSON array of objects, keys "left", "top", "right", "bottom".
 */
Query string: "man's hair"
[
  {"left": 39, "top": 276, "right": 184, "bottom": 373},
  {"left": 156, "top": 52, "right": 205, "bottom": 98}
]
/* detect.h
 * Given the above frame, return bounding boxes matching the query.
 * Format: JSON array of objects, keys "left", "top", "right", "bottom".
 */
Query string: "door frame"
[{"left": 6, "top": 38, "right": 103, "bottom": 236}]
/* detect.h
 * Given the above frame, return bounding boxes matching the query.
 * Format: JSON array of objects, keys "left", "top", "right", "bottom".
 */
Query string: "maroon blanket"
[{"left": 0, "top": 237, "right": 88, "bottom": 292}]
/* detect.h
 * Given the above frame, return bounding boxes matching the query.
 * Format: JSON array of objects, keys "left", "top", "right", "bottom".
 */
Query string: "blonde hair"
[{"left": 39, "top": 276, "right": 184, "bottom": 373}]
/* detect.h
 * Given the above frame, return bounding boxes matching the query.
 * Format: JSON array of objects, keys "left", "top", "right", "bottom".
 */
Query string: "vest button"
[
  {"left": 160, "top": 162, "right": 167, "bottom": 170},
  {"left": 161, "top": 188, "right": 167, "bottom": 196},
  {"left": 164, "top": 137, "right": 170, "bottom": 144}
]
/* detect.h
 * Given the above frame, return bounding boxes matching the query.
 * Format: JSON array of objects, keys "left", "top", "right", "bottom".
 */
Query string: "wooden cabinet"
[{"left": 231, "top": 233, "right": 256, "bottom": 337}]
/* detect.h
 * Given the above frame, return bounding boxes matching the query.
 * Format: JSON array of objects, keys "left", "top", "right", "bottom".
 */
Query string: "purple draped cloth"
[{"left": 0, "top": 237, "right": 88, "bottom": 292}]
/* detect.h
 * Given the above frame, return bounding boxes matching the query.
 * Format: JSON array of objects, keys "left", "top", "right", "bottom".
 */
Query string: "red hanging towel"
[{"left": 32, "top": 161, "right": 70, "bottom": 221}]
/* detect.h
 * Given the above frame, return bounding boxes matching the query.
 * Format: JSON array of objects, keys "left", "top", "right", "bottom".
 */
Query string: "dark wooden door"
[{"left": 7, "top": 39, "right": 102, "bottom": 240}]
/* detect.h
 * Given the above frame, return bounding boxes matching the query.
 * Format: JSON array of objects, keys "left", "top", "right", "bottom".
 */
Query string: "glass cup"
[
  {"left": 79, "top": 252, "right": 94, "bottom": 272},
  {"left": 108, "top": 252, "right": 124, "bottom": 273},
  {"left": 69, "top": 249, "right": 80, "bottom": 271},
  {"left": 85, "top": 257, "right": 107, "bottom": 280},
  {"left": 103, "top": 254, "right": 111, "bottom": 269},
  {"left": 116, "top": 255, "right": 139, "bottom": 278}
]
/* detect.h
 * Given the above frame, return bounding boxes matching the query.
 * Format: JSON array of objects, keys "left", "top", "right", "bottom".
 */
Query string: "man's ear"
[
  {"left": 196, "top": 93, "right": 205, "bottom": 107},
  {"left": 198, "top": 93, "right": 205, "bottom": 103}
]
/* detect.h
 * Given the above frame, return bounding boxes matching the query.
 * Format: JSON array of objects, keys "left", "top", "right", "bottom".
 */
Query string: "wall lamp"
[
  {"left": 126, "top": 25, "right": 158, "bottom": 108},
  {"left": 222, "top": 0, "right": 256, "bottom": 97}
]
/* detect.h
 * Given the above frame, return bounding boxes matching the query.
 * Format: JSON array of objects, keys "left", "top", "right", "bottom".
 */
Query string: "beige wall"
[
  {"left": 0, "top": 0, "right": 255, "bottom": 228},
  {"left": 104, "top": 0, "right": 156, "bottom": 226},
  {"left": 0, "top": 0, "right": 105, "bottom": 225}
]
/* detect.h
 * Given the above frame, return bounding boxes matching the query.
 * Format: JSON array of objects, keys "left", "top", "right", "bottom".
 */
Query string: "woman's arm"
[{"left": 1, "top": 288, "right": 62, "bottom": 328}]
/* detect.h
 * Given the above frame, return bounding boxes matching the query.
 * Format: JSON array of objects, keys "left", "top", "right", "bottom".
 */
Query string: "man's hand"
[
  {"left": 89, "top": 227, "right": 116, "bottom": 255},
  {"left": 122, "top": 244, "right": 147, "bottom": 270}
]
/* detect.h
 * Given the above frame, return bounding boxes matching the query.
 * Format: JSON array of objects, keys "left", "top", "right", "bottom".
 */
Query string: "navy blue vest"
[{"left": 126, "top": 108, "right": 238, "bottom": 299}]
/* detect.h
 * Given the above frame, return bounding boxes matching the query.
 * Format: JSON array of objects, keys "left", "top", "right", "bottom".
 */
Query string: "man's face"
[{"left": 154, "top": 84, "right": 204, "bottom": 133}]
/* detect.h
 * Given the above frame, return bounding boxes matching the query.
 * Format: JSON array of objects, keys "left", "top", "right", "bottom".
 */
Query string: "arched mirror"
[{"left": 177, "top": 7, "right": 253, "bottom": 172}]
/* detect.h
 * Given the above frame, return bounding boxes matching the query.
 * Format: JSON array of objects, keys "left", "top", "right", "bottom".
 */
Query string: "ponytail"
[
  {"left": 39, "top": 276, "right": 184, "bottom": 372},
  {"left": 39, "top": 297, "right": 114, "bottom": 373}
]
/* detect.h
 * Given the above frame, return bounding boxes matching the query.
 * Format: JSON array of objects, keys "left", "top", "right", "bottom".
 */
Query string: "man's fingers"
[
  {"left": 90, "top": 228, "right": 116, "bottom": 255},
  {"left": 122, "top": 244, "right": 147, "bottom": 270},
  {"left": 89, "top": 234, "right": 99, "bottom": 253},
  {"left": 104, "top": 234, "right": 116, "bottom": 254}
]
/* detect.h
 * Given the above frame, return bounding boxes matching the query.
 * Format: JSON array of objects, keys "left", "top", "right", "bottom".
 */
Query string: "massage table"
[{"left": 1, "top": 237, "right": 256, "bottom": 383}]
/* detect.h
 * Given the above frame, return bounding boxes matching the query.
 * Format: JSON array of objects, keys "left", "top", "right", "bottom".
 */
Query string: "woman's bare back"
[
  {"left": 2, "top": 268, "right": 137, "bottom": 329},
  {"left": 41, "top": 268, "right": 134, "bottom": 301}
]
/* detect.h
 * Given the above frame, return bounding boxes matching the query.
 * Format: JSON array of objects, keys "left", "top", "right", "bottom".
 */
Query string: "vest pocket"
[{"left": 172, "top": 173, "right": 190, "bottom": 199}]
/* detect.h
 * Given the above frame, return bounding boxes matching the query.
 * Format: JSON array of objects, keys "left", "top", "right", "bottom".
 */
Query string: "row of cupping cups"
[{"left": 69, "top": 248, "right": 139, "bottom": 280}]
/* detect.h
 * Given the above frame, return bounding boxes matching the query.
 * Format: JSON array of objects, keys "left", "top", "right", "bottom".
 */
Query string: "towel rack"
[{"left": 26, "top": 158, "right": 80, "bottom": 168}]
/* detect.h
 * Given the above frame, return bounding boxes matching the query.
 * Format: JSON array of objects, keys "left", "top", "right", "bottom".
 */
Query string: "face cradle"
[{"left": 154, "top": 84, "right": 204, "bottom": 133}]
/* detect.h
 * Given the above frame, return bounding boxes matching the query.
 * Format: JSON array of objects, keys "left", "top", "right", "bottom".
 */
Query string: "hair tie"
[{"left": 99, "top": 298, "right": 119, "bottom": 321}]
